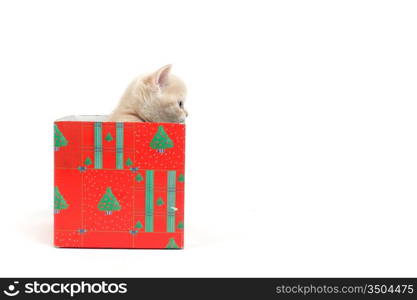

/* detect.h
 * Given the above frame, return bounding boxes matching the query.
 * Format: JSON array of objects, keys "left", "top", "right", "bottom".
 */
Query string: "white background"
[{"left": 0, "top": 0, "right": 416, "bottom": 277}]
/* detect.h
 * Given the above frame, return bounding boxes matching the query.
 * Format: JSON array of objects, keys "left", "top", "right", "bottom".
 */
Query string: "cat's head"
[{"left": 134, "top": 64, "right": 188, "bottom": 123}]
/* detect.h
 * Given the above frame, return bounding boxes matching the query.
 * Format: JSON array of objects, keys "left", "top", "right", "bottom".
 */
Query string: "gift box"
[{"left": 54, "top": 116, "right": 185, "bottom": 249}]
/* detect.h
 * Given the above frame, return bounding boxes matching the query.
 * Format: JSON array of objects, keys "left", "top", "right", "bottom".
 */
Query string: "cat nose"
[{"left": 184, "top": 109, "right": 189, "bottom": 117}]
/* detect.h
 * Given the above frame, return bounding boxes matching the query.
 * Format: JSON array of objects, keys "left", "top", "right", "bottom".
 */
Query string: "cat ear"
[{"left": 151, "top": 64, "right": 172, "bottom": 88}]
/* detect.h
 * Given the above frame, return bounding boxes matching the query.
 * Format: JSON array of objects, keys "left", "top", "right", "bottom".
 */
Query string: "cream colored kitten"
[{"left": 108, "top": 64, "right": 188, "bottom": 122}]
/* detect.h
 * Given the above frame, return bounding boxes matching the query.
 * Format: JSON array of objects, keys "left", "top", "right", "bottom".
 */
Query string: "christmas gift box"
[{"left": 54, "top": 116, "right": 185, "bottom": 249}]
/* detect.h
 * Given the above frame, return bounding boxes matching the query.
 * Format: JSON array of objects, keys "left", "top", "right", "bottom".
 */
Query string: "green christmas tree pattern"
[
  {"left": 54, "top": 124, "right": 68, "bottom": 151},
  {"left": 166, "top": 238, "right": 179, "bottom": 249},
  {"left": 178, "top": 173, "right": 185, "bottom": 182},
  {"left": 177, "top": 221, "right": 184, "bottom": 230},
  {"left": 130, "top": 220, "right": 143, "bottom": 235},
  {"left": 135, "top": 221, "right": 143, "bottom": 230},
  {"left": 98, "top": 187, "right": 121, "bottom": 215},
  {"left": 105, "top": 132, "right": 113, "bottom": 142},
  {"left": 156, "top": 197, "right": 164, "bottom": 206},
  {"left": 125, "top": 158, "right": 133, "bottom": 166},
  {"left": 54, "top": 186, "right": 69, "bottom": 214},
  {"left": 150, "top": 125, "right": 174, "bottom": 153},
  {"left": 84, "top": 157, "right": 92, "bottom": 166},
  {"left": 135, "top": 173, "right": 143, "bottom": 182}
]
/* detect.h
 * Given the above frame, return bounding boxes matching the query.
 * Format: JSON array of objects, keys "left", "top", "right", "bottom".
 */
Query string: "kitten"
[{"left": 107, "top": 64, "right": 188, "bottom": 123}]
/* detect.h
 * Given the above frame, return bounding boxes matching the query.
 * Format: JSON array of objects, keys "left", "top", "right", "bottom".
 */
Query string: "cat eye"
[{"left": 178, "top": 101, "right": 183, "bottom": 108}]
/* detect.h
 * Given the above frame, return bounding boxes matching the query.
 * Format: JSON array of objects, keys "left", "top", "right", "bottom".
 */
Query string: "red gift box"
[{"left": 54, "top": 116, "right": 185, "bottom": 249}]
